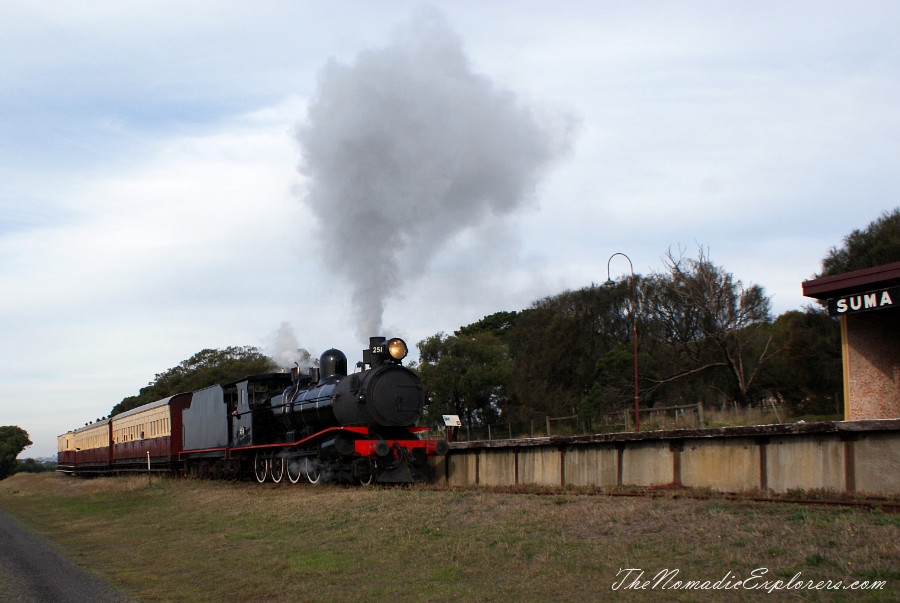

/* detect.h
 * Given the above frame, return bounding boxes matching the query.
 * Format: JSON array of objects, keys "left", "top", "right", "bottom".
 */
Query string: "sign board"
[
  {"left": 442, "top": 415, "right": 462, "bottom": 427},
  {"left": 827, "top": 286, "right": 899, "bottom": 317}
]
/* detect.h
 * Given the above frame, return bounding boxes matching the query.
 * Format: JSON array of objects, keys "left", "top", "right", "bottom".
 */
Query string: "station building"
[{"left": 802, "top": 261, "right": 900, "bottom": 420}]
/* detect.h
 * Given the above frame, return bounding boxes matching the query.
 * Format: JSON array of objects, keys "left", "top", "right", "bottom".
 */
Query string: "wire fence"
[{"left": 440, "top": 401, "right": 790, "bottom": 443}]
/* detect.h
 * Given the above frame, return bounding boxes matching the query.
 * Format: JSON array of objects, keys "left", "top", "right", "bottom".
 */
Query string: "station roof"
[{"left": 802, "top": 261, "right": 900, "bottom": 300}]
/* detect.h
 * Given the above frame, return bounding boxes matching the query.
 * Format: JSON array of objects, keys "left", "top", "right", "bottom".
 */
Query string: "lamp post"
[{"left": 606, "top": 252, "right": 640, "bottom": 432}]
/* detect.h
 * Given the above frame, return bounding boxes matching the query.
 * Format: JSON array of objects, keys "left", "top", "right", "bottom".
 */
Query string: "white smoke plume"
[
  {"left": 267, "top": 321, "right": 314, "bottom": 370},
  {"left": 295, "top": 9, "right": 575, "bottom": 341}
]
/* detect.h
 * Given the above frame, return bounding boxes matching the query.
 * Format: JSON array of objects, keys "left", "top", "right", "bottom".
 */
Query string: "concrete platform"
[{"left": 435, "top": 419, "right": 900, "bottom": 495}]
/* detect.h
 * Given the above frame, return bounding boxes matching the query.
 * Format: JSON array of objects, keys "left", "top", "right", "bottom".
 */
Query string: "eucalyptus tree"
[{"left": 642, "top": 247, "right": 775, "bottom": 407}]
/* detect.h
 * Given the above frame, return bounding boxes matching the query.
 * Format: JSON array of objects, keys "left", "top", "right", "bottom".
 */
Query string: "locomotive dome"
[{"left": 319, "top": 348, "right": 347, "bottom": 381}]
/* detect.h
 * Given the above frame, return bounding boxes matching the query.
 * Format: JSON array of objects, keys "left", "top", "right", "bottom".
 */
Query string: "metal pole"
[
  {"left": 607, "top": 252, "right": 640, "bottom": 432},
  {"left": 631, "top": 270, "right": 639, "bottom": 432},
  {"left": 147, "top": 451, "right": 151, "bottom": 487}
]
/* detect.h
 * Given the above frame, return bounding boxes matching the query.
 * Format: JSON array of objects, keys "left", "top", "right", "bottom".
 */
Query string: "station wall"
[{"left": 434, "top": 420, "right": 900, "bottom": 496}]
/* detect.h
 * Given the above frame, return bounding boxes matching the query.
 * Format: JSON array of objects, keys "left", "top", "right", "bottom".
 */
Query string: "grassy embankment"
[{"left": 0, "top": 472, "right": 898, "bottom": 602}]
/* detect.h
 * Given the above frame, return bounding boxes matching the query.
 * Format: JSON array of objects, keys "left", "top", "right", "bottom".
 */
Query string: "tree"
[
  {"left": 580, "top": 342, "right": 653, "bottom": 419},
  {"left": 819, "top": 208, "right": 900, "bottom": 277},
  {"left": 642, "top": 247, "right": 774, "bottom": 407},
  {"left": 413, "top": 246, "right": 840, "bottom": 428},
  {"left": 504, "top": 290, "right": 599, "bottom": 420},
  {"left": 456, "top": 311, "right": 520, "bottom": 340},
  {"left": 761, "top": 308, "right": 842, "bottom": 415},
  {"left": 416, "top": 331, "right": 510, "bottom": 431},
  {"left": 17, "top": 458, "right": 55, "bottom": 473},
  {"left": 111, "top": 346, "right": 278, "bottom": 416},
  {"left": 0, "top": 426, "right": 32, "bottom": 480}
]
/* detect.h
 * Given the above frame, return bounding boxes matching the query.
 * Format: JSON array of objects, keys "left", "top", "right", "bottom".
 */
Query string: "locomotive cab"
[{"left": 227, "top": 374, "right": 293, "bottom": 447}]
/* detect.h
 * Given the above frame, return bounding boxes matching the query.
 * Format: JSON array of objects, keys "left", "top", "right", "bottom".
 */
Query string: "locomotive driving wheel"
[
  {"left": 306, "top": 459, "right": 321, "bottom": 484},
  {"left": 270, "top": 455, "right": 285, "bottom": 483},
  {"left": 286, "top": 451, "right": 303, "bottom": 484},
  {"left": 357, "top": 457, "right": 375, "bottom": 486},
  {"left": 254, "top": 452, "right": 269, "bottom": 483}
]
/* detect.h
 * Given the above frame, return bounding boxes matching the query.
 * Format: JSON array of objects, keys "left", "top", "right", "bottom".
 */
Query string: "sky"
[{"left": 2, "top": 2, "right": 898, "bottom": 458}]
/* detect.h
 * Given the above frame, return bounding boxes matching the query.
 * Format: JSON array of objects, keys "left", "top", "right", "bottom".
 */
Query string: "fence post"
[
  {"left": 546, "top": 416, "right": 551, "bottom": 437},
  {"left": 697, "top": 402, "right": 704, "bottom": 428}
]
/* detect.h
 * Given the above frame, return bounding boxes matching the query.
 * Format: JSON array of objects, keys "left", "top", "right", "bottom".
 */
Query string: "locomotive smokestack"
[
  {"left": 364, "top": 336, "right": 386, "bottom": 367},
  {"left": 295, "top": 8, "right": 574, "bottom": 341}
]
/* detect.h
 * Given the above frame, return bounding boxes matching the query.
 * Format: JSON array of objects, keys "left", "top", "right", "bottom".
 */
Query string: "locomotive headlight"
[
  {"left": 366, "top": 336, "right": 409, "bottom": 366},
  {"left": 387, "top": 338, "right": 408, "bottom": 360}
]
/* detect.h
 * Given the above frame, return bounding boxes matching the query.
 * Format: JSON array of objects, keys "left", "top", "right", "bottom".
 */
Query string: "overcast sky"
[{"left": 3, "top": 2, "right": 898, "bottom": 458}]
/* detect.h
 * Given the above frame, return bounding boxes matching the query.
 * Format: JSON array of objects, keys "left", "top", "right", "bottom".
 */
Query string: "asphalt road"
[{"left": 0, "top": 509, "right": 135, "bottom": 603}]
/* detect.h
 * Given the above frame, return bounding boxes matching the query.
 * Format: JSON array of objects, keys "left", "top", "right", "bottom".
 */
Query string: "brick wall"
[{"left": 845, "top": 312, "right": 900, "bottom": 420}]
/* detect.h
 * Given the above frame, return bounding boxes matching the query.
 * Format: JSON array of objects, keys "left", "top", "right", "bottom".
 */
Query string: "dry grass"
[{"left": 1, "top": 473, "right": 898, "bottom": 601}]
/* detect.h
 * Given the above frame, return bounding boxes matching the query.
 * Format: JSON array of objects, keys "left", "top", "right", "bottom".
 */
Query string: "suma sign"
[{"left": 827, "top": 286, "right": 900, "bottom": 316}]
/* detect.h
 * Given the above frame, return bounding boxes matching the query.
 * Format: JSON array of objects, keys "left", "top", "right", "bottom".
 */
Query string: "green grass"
[{"left": 0, "top": 473, "right": 898, "bottom": 601}]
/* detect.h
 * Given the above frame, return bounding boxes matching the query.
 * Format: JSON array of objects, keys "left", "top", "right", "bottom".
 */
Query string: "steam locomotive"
[{"left": 57, "top": 337, "right": 449, "bottom": 484}]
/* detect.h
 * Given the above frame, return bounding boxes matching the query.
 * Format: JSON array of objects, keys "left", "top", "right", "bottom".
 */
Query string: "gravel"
[{"left": 0, "top": 509, "right": 136, "bottom": 603}]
